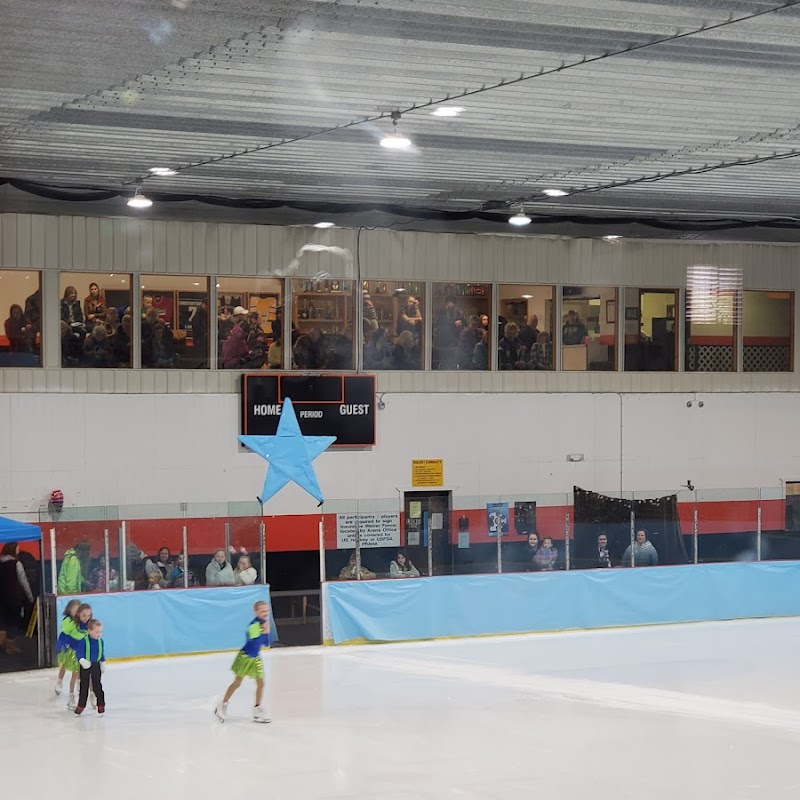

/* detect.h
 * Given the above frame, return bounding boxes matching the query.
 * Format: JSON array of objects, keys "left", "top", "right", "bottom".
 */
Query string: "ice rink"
[{"left": 4, "top": 618, "right": 800, "bottom": 799}]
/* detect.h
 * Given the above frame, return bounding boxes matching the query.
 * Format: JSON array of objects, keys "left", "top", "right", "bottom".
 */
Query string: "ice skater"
[
  {"left": 73, "top": 619, "right": 106, "bottom": 716},
  {"left": 214, "top": 600, "right": 271, "bottom": 724},
  {"left": 54, "top": 599, "right": 80, "bottom": 695},
  {"left": 57, "top": 601, "right": 93, "bottom": 709}
]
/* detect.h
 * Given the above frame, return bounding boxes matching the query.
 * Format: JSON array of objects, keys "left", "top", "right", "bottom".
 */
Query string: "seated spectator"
[
  {"left": 364, "top": 328, "right": 392, "bottom": 370},
  {"left": 206, "top": 549, "right": 236, "bottom": 586},
  {"left": 389, "top": 550, "right": 420, "bottom": 578},
  {"left": 267, "top": 338, "right": 283, "bottom": 369},
  {"left": 533, "top": 537, "right": 558, "bottom": 571},
  {"left": 456, "top": 315, "right": 484, "bottom": 369},
  {"left": 167, "top": 553, "right": 196, "bottom": 588},
  {"left": 145, "top": 547, "right": 173, "bottom": 589},
  {"left": 4, "top": 305, "right": 34, "bottom": 353},
  {"left": 596, "top": 532, "right": 612, "bottom": 568},
  {"left": 114, "top": 314, "right": 132, "bottom": 367},
  {"left": 622, "top": 529, "right": 659, "bottom": 567},
  {"left": 234, "top": 554, "right": 258, "bottom": 586},
  {"left": 83, "top": 282, "right": 106, "bottom": 328},
  {"left": 245, "top": 312, "right": 267, "bottom": 368},
  {"left": 221, "top": 306, "right": 250, "bottom": 368},
  {"left": 391, "top": 330, "right": 418, "bottom": 370},
  {"left": 498, "top": 322, "right": 528, "bottom": 370},
  {"left": 83, "top": 324, "right": 113, "bottom": 368},
  {"left": 293, "top": 327, "right": 327, "bottom": 370},
  {"left": 472, "top": 331, "right": 489, "bottom": 370},
  {"left": 61, "top": 286, "right": 84, "bottom": 327},
  {"left": 148, "top": 322, "right": 178, "bottom": 368},
  {"left": 87, "top": 554, "right": 119, "bottom": 592},
  {"left": 338, "top": 552, "right": 376, "bottom": 580},
  {"left": 61, "top": 320, "right": 83, "bottom": 366},
  {"left": 518, "top": 315, "right": 539, "bottom": 350},
  {"left": 530, "top": 331, "right": 553, "bottom": 370},
  {"left": 104, "top": 307, "right": 120, "bottom": 336}
]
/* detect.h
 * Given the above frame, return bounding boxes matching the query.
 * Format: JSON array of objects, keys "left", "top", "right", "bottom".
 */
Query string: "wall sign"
[
  {"left": 241, "top": 374, "right": 376, "bottom": 447},
  {"left": 411, "top": 459, "right": 444, "bottom": 487},
  {"left": 336, "top": 512, "right": 401, "bottom": 549}
]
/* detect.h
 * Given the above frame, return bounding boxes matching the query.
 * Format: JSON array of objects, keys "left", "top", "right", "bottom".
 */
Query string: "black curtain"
[{"left": 573, "top": 486, "right": 689, "bottom": 568}]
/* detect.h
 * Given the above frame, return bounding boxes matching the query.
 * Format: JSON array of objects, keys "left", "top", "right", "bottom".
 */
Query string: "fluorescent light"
[
  {"left": 380, "top": 131, "right": 412, "bottom": 150},
  {"left": 521, "top": 294, "right": 533, "bottom": 299},
  {"left": 543, "top": 188, "right": 568, "bottom": 197},
  {"left": 149, "top": 167, "right": 176, "bottom": 176},
  {"left": 509, "top": 211, "right": 531, "bottom": 227},
  {"left": 314, "top": 221, "right": 335, "bottom": 229},
  {"left": 431, "top": 106, "right": 464, "bottom": 117},
  {"left": 127, "top": 187, "right": 152, "bottom": 209},
  {"left": 193, "top": 282, "right": 200, "bottom": 286},
  {"left": 602, "top": 235, "right": 623, "bottom": 241}
]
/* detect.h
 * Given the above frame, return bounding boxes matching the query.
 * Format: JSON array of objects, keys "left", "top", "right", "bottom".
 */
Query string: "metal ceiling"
[{"left": 3, "top": 0, "right": 800, "bottom": 228}]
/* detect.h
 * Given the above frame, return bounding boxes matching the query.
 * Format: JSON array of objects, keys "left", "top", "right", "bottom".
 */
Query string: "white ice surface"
[{"left": 5, "top": 618, "right": 800, "bottom": 799}]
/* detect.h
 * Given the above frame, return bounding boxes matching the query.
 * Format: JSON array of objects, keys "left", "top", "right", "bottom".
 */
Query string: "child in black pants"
[{"left": 74, "top": 618, "right": 106, "bottom": 715}]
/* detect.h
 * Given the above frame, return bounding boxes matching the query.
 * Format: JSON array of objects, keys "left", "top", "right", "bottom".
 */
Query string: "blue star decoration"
[{"left": 238, "top": 397, "right": 336, "bottom": 506}]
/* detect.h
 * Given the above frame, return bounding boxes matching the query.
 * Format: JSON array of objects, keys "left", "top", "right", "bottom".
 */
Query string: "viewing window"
[
  {"left": 498, "top": 284, "right": 554, "bottom": 370},
  {"left": 623, "top": 288, "right": 678, "bottom": 372},
  {"left": 361, "top": 281, "right": 425, "bottom": 370},
  {"left": 1, "top": 270, "right": 41, "bottom": 367},
  {"left": 141, "top": 276, "right": 209, "bottom": 369},
  {"left": 432, "top": 283, "right": 492, "bottom": 370},
  {"left": 60, "top": 272, "right": 132, "bottom": 368},
  {"left": 561, "top": 286, "right": 617, "bottom": 371},
  {"left": 743, "top": 291, "right": 793, "bottom": 372}
]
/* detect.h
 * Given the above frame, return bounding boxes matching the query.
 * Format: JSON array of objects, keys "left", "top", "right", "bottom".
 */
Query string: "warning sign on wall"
[{"left": 411, "top": 459, "right": 444, "bottom": 487}]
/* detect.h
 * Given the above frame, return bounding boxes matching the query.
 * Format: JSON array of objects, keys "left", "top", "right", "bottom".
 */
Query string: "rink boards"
[
  {"left": 323, "top": 561, "right": 800, "bottom": 644},
  {"left": 56, "top": 585, "right": 273, "bottom": 659}
]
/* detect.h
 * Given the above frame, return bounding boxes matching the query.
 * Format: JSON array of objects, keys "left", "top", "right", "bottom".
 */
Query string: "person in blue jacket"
[
  {"left": 73, "top": 618, "right": 106, "bottom": 715},
  {"left": 214, "top": 600, "right": 271, "bottom": 724}
]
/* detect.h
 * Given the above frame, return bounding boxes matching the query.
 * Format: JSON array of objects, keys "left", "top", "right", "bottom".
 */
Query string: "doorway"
[{"left": 403, "top": 491, "right": 452, "bottom": 576}]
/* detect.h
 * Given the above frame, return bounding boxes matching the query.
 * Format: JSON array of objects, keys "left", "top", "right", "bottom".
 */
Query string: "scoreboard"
[{"left": 241, "top": 373, "right": 376, "bottom": 447}]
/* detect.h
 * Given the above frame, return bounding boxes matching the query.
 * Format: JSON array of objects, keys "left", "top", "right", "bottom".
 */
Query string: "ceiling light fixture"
[
  {"left": 380, "top": 111, "right": 412, "bottom": 150},
  {"left": 602, "top": 234, "right": 623, "bottom": 241},
  {"left": 127, "top": 185, "right": 153, "bottom": 209},
  {"left": 521, "top": 294, "right": 533, "bottom": 299},
  {"left": 509, "top": 207, "right": 532, "bottom": 227},
  {"left": 149, "top": 167, "right": 177, "bottom": 176},
  {"left": 543, "top": 188, "right": 568, "bottom": 197},
  {"left": 431, "top": 106, "right": 464, "bottom": 117},
  {"left": 314, "top": 221, "right": 335, "bottom": 229}
]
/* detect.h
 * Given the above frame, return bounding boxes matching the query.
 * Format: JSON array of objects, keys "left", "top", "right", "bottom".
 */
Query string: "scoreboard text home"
[{"left": 241, "top": 374, "right": 376, "bottom": 447}]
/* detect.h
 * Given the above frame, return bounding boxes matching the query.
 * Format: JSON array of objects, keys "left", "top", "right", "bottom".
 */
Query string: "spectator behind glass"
[
  {"left": 293, "top": 327, "right": 327, "bottom": 370},
  {"left": 234, "top": 555, "right": 258, "bottom": 586},
  {"left": 596, "top": 532, "right": 612, "bottom": 568},
  {"left": 530, "top": 331, "right": 553, "bottom": 370},
  {"left": 88, "top": 553, "right": 119, "bottom": 592},
  {"left": 498, "top": 322, "right": 528, "bottom": 370},
  {"left": 339, "top": 552, "right": 376, "bottom": 580},
  {"left": 104, "top": 307, "right": 120, "bottom": 336},
  {"left": 83, "top": 282, "right": 106, "bottom": 328},
  {"left": 562, "top": 309, "right": 588, "bottom": 345},
  {"left": 364, "top": 327, "right": 391, "bottom": 370},
  {"left": 389, "top": 550, "right": 420, "bottom": 578},
  {"left": 206, "top": 549, "right": 236, "bottom": 586},
  {"left": 222, "top": 306, "right": 249, "bottom": 368},
  {"left": 167, "top": 553, "right": 196, "bottom": 588},
  {"left": 267, "top": 338, "right": 282, "bottom": 369},
  {"left": 622, "top": 529, "right": 659, "bottom": 567},
  {"left": 522, "top": 532, "right": 539, "bottom": 571},
  {"left": 61, "top": 286, "right": 84, "bottom": 327},
  {"left": 61, "top": 320, "right": 82, "bottom": 366},
  {"left": 4, "top": 305, "right": 34, "bottom": 353},
  {"left": 391, "top": 330, "right": 418, "bottom": 370},
  {"left": 83, "top": 325, "right": 113, "bottom": 368},
  {"left": 533, "top": 537, "right": 558, "bottom": 571},
  {"left": 145, "top": 548, "right": 173, "bottom": 589},
  {"left": 472, "top": 330, "right": 489, "bottom": 370},
  {"left": 396, "top": 294, "right": 422, "bottom": 342},
  {"left": 0, "top": 542, "right": 34, "bottom": 655},
  {"left": 24, "top": 288, "right": 41, "bottom": 335},
  {"left": 362, "top": 291, "right": 379, "bottom": 336},
  {"left": 433, "top": 295, "right": 464, "bottom": 369},
  {"left": 149, "top": 322, "right": 178, "bottom": 368},
  {"left": 114, "top": 314, "right": 132, "bottom": 367},
  {"left": 457, "top": 315, "right": 484, "bottom": 370},
  {"left": 193, "top": 300, "right": 209, "bottom": 359},
  {"left": 480, "top": 313, "right": 489, "bottom": 331},
  {"left": 518, "top": 315, "right": 540, "bottom": 350}
]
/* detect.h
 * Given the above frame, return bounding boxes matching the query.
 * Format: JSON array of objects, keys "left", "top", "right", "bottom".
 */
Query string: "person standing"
[
  {"left": 73, "top": 619, "right": 106, "bottom": 715},
  {"left": 596, "top": 532, "right": 612, "bottom": 568},
  {"left": 622, "top": 529, "right": 659, "bottom": 567},
  {"left": 0, "top": 542, "right": 34, "bottom": 655}
]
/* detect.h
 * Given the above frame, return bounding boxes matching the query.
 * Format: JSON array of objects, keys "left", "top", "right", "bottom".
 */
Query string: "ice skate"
[
  {"left": 90, "top": 691, "right": 97, "bottom": 709},
  {"left": 54, "top": 678, "right": 63, "bottom": 695},
  {"left": 252, "top": 705, "right": 271, "bottom": 724},
  {"left": 214, "top": 702, "right": 228, "bottom": 722},
  {"left": 67, "top": 694, "right": 76, "bottom": 710}
]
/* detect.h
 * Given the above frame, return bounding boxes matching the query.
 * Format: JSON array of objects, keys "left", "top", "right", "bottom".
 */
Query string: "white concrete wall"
[{"left": 1, "top": 391, "right": 794, "bottom": 513}]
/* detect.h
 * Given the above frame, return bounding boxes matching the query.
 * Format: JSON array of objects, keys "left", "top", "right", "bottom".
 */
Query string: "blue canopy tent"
[{"left": 0, "top": 516, "right": 42, "bottom": 544}]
